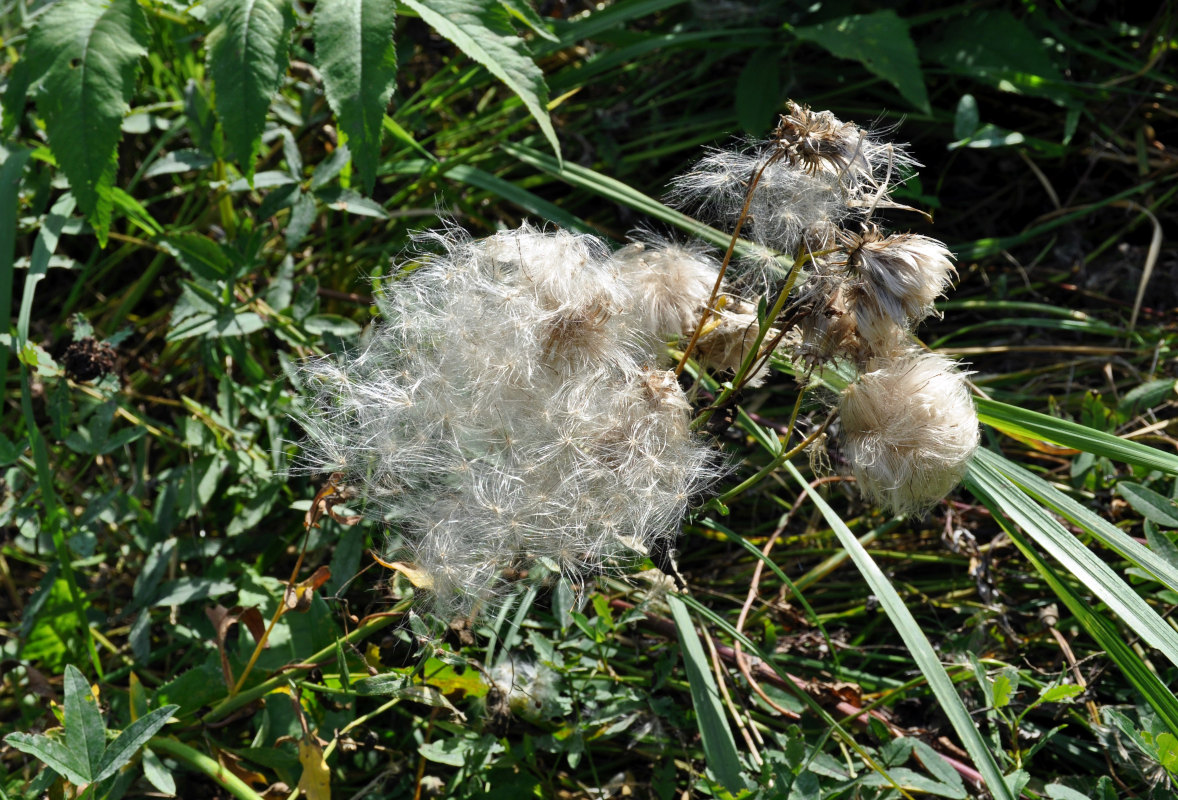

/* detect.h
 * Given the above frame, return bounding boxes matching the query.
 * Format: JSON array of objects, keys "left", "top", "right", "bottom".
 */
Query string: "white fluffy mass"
[
  {"left": 838, "top": 352, "right": 980, "bottom": 514},
  {"left": 297, "top": 225, "right": 728, "bottom": 614}
]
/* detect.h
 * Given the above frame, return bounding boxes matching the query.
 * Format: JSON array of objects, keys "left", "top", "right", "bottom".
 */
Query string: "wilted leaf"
[
  {"left": 297, "top": 735, "right": 332, "bottom": 800},
  {"left": 285, "top": 566, "right": 333, "bottom": 612},
  {"left": 207, "top": 605, "right": 269, "bottom": 687}
]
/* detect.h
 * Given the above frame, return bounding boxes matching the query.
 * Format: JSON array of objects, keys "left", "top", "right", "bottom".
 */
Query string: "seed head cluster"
[
  {"left": 299, "top": 102, "right": 982, "bottom": 614},
  {"left": 672, "top": 101, "right": 979, "bottom": 513},
  {"left": 298, "top": 225, "right": 732, "bottom": 614}
]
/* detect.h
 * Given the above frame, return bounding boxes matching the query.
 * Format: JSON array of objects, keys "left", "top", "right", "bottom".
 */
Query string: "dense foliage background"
[{"left": 2, "top": 0, "right": 1177, "bottom": 797}]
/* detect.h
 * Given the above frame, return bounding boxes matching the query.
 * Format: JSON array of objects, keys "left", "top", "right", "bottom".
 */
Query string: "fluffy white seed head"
[
  {"left": 841, "top": 227, "right": 957, "bottom": 328},
  {"left": 667, "top": 103, "right": 918, "bottom": 269},
  {"left": 838, "top": 353, "right": 980, "bottom": 514},
  {"left": 613, "top": 239, "right": 720, "bottom": 339},
  {"left": 296, "top": 224, "right": 723, "bottom": 616}
]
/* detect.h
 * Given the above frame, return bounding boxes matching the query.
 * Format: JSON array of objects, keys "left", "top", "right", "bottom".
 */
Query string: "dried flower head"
[
  {"left": 666, "top": 104, "right": 918, "bottom": 295},
  {"left": 297, "top": 224, "right": 723, "bottom": 616},
  {"left": 839, "top": 225, "right": 956, "bottom": 329},
  {"left": 613, "top": 239, "right": 720, "bottom": 339},
  {"left": 838, "top": 353, "right": 980, "bottom": 514}
]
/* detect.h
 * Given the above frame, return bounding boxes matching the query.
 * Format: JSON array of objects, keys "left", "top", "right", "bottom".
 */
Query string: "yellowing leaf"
[{"left": 297, "top": 735, "right": 331, "bottom": 800}]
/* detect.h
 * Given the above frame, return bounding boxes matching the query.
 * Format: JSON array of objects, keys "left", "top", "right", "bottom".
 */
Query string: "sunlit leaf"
[
  {"left": 25, "top": 0, "right": 147, "bottom": 245},
  {"left": 314, "top": 0, "right": 398, "bottom": 193}
]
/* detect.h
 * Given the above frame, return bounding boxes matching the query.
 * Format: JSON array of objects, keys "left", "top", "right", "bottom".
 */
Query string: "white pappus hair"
[
  {"left": 296, "top": 224, "right": 725, "bottom": 616},
  {"left": 838, "top": 352, "right": 980, "bottom": 515}
]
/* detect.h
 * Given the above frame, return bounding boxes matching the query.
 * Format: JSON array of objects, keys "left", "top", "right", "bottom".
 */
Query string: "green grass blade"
[
  {"left": 977, "top": 448, "right": 1178, "bottom": 595},
  {"left": 783, "top": 461, "right": 1014, "bottom": 800},
  {"left": 440, "top": 163, "right": 595, "bottom": 233},
  {"left": 969, "top": 452, "right": 1178, "bottom": 670},
  {"left": 976, "top": 396, "right": 1178, "bottom": 475},
  {"left": 667, "top": 593, "right": 746, "bottom": 794},
  {"left": 966, "top": 470, "right": 1178, "bottom": 739},
  {"left": 502, "top": 142, "right": 762, "bottom": 255}
]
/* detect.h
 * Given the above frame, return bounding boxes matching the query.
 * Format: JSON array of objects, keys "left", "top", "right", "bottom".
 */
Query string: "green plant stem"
[
  {"left": 690, "top": 255, "right": 804, "bottom": 432},
  {"left": 20, "top": 373, "right": 103, "bottom": 679},
  {"left": 0, "top": 147, "right": 32, "bottom": 393},
  {"left": 201, "top": 600, "right": 409, "bottom": 723},
  {"left": 148, "top": 738, "right": 265, "bottom": 800},
  {"left": 710, "top": 395, "right": 831, "bottom": 508}
]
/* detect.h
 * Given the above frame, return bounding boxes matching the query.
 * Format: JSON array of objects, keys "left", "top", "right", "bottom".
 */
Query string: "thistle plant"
[
  {"left": 298, "top": 102, "right": 979, "bottom": 614},
  {"left": 670, "top": 101, "right": 978, "bottom": 514}
]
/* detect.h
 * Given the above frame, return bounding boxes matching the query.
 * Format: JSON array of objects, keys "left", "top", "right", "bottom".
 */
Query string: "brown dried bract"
[{"left": 62, "top": 337, "right": 117, "bottom": 382}]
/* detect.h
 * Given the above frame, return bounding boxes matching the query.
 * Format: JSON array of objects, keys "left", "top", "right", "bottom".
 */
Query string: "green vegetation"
[{"left": 2, "top": 0, "right": 1176, "bottom": 798}]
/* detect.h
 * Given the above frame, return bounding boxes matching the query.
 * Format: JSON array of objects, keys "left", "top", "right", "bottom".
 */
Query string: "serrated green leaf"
[
  {"left": 4, "top": 731, "right": 90, "bottom": 786},
  {"left": 1, "top": 56, "right": 33, "bottom": 138},
  {"left": 206, "top": 0, "right": 295, "bottom": 180},
  {"left": 793, "top": 10, "right": 928, "bottom": 112},
  {"left": 95, "top": 705, "right": 179, "bottom": 783},
  {"left": 1118, "top": 482, "right": 1178, "bottom": 528},
  {"left": 314, "top": 0, "right": 398, "bottom": 193},
  {"left": 25, "top": 0, "right": 147, "bottom": 246},
  {"left": 63, "top": 664, "right": 105, "bottom": 782},
  {"left": 667, "top": 595, "right": 746, "bottom": 793},
  {"left": 401, "top": 0, "right": 560, "bottom": 159}
]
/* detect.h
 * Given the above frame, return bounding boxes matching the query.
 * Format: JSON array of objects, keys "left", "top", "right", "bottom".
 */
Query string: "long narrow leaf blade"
[
  {"left": 977, "top": 448, "right": 1178, "bottom": 595},
  {"left": 784, "top": 461, "right": 1014, "bottom": 800},
  {"left": 976, "top": 397, "right": 1178, "bottom": 475},
  {"left": 968, "top": 454, "right": 1178, "bottom": 670},
  {"left": 966, "top": 471, "right": 1178, "bottom": 739},
  {"left": 667, "top": 594, "right": 745, "bottom": 793}
]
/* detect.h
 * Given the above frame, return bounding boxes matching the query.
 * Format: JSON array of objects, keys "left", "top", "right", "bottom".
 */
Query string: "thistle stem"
[{"left": 675, "top": 155, "right": 780, "bottom": 377}]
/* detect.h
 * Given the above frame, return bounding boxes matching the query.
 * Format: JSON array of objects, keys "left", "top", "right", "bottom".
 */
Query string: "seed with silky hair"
[{"left": 838, "top": 353, "right": 979, "bottom": 514}]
